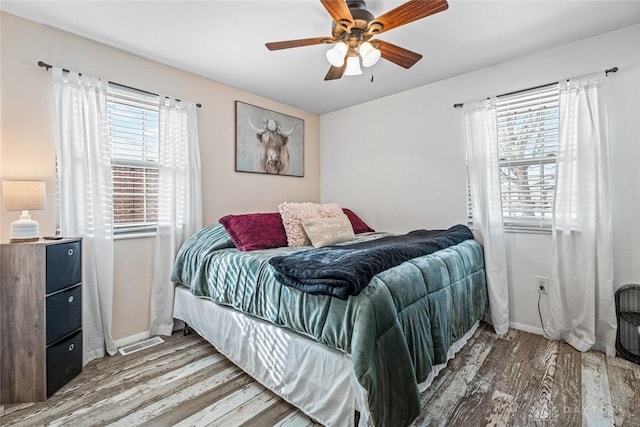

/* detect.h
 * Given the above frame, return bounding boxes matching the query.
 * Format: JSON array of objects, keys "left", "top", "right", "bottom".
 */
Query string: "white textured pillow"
[
  {"left": 279, "top": 202, "right": 343, "bottom": 246},
  {"left": 302, "top": 214, "right": 355, "bottom": 248}
]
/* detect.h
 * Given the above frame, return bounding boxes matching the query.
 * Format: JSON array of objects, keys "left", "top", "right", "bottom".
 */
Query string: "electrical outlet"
[{"left": 536, "top": 276, "right": 549, "bottom": 294}]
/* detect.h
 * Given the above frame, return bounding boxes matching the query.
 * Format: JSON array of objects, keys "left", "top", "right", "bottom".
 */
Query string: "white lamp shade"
[
  {"left": 3, "top": 180, "right": 47, "bottom": 242},
  {"left": 344, "top": 56, "right": 363, "bottom": 76},
  {"left": 2, "top": 180, "right": 47, "bottom": 211},
  {"left": 326, "top": 42, "right": 348, "bottom": 67},
  {"left": 359, "top": 41, "right": 381, "bottom": 67}
]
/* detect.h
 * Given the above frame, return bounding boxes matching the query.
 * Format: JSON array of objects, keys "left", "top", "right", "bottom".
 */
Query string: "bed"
[{"left": 171, "top": 211, "right": 488, "bottom": 427}]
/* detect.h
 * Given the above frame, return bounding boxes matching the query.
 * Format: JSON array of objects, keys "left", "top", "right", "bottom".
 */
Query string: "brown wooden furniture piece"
[{"left": 1, "top": 238, "right": 82, "bottom": 403}]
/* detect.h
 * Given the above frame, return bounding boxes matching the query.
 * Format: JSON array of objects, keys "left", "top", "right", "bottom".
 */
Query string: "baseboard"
[
  {"left": 114, "top": 330, "right": 151, "bottom": 349},
  {"left": 509, "top": 321, "right": 545, "bottom": 337}
]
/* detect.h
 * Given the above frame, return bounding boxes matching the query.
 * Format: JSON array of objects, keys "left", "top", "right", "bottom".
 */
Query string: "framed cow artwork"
[{"left": 235, "top": 101, "right": 304, "bottom": 177}]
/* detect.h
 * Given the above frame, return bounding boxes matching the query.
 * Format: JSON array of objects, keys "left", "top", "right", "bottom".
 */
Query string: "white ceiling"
[{"left": 2, "top": 1, "right": 639, "bottom": 115}]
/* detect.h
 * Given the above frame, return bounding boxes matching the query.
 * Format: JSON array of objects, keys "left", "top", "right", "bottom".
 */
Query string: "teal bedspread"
[{"left": 171, "top": 224, "right": 487, "bottom": 427}]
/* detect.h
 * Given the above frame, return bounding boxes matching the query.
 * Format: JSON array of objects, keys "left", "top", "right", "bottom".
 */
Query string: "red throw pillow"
[
  {"left": 342, "top": 208, "right": 375, "bottom": 234},
  {"left": 219, "top": 212, "right": 288, "bottom": 251}
]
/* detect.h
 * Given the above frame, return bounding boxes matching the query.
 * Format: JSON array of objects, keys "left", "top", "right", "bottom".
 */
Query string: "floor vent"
[{"left": 118, "top": 336, "right": 164, "bottom": 356}]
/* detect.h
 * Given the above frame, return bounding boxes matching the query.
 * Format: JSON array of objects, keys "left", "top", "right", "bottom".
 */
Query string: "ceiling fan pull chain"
[{"left": 370, "top": 68, "right": 374, "bottom": 83}]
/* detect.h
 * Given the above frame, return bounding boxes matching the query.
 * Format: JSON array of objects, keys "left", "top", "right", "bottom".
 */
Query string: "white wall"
[
  {"left": 0, "top": 12, "right": 321, "bottom": 341},
  {"left": 320, "top": 24, "right": 640, "bottom": 334}
]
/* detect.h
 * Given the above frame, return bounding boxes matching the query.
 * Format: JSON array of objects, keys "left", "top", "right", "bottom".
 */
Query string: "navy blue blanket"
[{"left": 269, "top": 224, "right": 474, "bottom": 300}]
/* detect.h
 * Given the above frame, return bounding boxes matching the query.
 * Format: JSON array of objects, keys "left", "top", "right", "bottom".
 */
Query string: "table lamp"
[{"left": 2, "top": 180, "right": 47, "bottom": 243}]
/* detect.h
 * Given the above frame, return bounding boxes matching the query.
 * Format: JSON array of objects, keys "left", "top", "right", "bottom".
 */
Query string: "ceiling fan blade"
[
  {"left": 371, "top": 0, "right": 448, "bottom": 34},
  {"left": 320, "top": 0, "right": 354, "bottom": 32},
  {"left": 375, "top": 39, "right": 423, "bottom": 69},
  {"left": 266, "top": 37, "right": 331, "bottom": 51},
  {"left": 324, "top": 63, "right": 347, "bottom": 81}
]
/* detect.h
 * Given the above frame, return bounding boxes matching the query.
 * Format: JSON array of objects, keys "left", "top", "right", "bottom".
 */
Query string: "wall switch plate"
[{"left": 536, "top": 276, "right": 549, "bottom": 294}]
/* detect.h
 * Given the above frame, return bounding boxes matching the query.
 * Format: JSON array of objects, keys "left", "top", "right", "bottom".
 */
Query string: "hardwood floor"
[{"left": 1, "top": 323, "right": 638, "bottom": 426}]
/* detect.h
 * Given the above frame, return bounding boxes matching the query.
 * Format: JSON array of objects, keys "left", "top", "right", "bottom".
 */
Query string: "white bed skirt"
[{"left": 173, "top": 285, "right": 479, "bottom": 427}]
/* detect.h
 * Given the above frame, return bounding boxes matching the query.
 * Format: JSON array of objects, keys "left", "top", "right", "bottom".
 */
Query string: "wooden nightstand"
[{"left": 0, "top": 238, "right": 83, "bottom": 403}]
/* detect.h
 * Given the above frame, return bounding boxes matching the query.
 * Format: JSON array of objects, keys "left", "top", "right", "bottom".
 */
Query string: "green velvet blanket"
[{"left": 171, "top": 224, "right": 487, "bottom": 426}]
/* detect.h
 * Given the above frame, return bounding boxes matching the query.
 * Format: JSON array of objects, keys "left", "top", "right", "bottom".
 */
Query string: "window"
[
  {"left": 468, "top": 83, "right": 559, "bottom": 231},
  {"left": 497, "top": 84, "right": 559, "bottom": 230},
  {"left": 107, "top": 84, "right": 160, "bottom": 233}
]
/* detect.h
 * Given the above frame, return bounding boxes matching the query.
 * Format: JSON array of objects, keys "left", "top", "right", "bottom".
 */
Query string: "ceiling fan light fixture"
[
  {"left": 359, "top": 41, "right": 381, "bottom": 67},
  {"left": 326, "top": 42, "right": 348, "bottom": 67},
  {"left": 267, "top": 0, "right": 448, "bottom": 81},
  {"left": 344, "top": 56, "right": 363, "bottom": 76}
]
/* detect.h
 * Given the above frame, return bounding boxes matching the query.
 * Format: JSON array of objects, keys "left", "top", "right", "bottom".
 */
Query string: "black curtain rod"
[
  {"left": 452, "top": 66, "right": 619, "bottom": 109},
  {"left": 37, "top": 61, "right": 202, "bottom": 108}
]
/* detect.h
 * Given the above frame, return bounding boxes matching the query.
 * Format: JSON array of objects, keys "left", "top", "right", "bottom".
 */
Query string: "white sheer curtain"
[
  {"left": 463, "top": 99, "right": 510, "bottom": 335},
  {"left": 547, "top": 74, "right": 616, "bottom": 356},
  {"left": 149, "top": 99, "right": 202, "bottom": 336},
  {"left": 52, "top": 68, "right": 116, "bottom": 363}
]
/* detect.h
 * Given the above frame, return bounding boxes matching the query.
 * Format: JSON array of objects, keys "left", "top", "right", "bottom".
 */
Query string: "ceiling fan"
[{"left": 265, "top": 0, "right": 449, "bottom": 81}]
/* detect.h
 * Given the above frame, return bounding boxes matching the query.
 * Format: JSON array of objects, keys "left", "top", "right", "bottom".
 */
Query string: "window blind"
[
  {"left": 496, "top": 83, "right": 559, "bottom": 230},
  {"left": 107, "top": 84, "right": 160, "bottom": 231}
]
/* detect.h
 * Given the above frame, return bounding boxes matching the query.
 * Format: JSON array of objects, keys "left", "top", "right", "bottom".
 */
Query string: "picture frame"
[{"left": 235, "top": 101, "right": 304, "bottom": 177}]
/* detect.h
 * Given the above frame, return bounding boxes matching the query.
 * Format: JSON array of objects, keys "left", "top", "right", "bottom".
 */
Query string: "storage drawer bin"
[
  {"left": 46, "top": 241, "right": 81, "bottom": 293},
  {"left": 46, "top": 330, "right": 82, "bottom": 397},
  {"left": 46, "top": 285, "right": 82, "bottom": 345}
]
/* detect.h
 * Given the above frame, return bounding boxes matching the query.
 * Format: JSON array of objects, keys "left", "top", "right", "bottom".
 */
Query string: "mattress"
[{"left": 171, "top": 223, "right": 487, "bottom": 426}]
